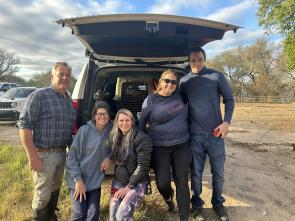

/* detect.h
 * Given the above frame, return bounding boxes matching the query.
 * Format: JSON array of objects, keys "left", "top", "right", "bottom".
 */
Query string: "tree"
[
  {"left": 27, "top": 72, "right": 77, "bottom": 93},
  {"left": 8, "top": 75, "right": 28, "bottom": 86},
  {"left": 284, "top": 34, "right": 295, "bottom": 71},
  {"left": 0, "top": 48, "right": 20, "bottom": 80},
  {"left": 207, "top": 39, "right": 293, "bottom": 97},
  {"left": 257, "top": 0, "right": 295, "bottom": 71}
]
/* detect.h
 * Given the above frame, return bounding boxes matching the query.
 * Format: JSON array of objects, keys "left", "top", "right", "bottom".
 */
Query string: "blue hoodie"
[{"left": 65, "top": 120, "right": 112, "bottom": 191}]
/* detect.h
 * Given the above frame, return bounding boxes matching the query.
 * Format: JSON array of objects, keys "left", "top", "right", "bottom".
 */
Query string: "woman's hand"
[
  {"left": 74, "top": 180, "right": 87, "bottom": 202},
  {"left": 100, "top": 158, "right": 111, "bottom": 171},
  {"left": 113, "top": 187, "right": 130, "bottom": 199}
]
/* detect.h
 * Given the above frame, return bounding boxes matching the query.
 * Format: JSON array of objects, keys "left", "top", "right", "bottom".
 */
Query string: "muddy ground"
[{"left": 0, "top": 103, "right": 294, "bottom": 221}]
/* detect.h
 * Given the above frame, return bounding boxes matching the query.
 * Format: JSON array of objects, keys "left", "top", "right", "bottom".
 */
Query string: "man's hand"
[
  {"left": 74, "top": 180, "right": 87, "bottom": 202},
  {"left": 100, "top": 158, "right": 111, "bottom": 172},
  {"left": 114, "top": 187, "right": 130, "bottom": 199},
  {"left": 29, "top": 156, "right": 44, "bottom": 172},
  {"left": 19, "top": 129, "right": 44, "bottom": 172},
  {"left": 214, "top": 121, "right": 230, "bottom": 138}
]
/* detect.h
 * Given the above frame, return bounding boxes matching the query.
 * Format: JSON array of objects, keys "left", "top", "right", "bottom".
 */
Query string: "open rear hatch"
[{"left": 56, "top": 14, "right": 240, "bottom": 63}]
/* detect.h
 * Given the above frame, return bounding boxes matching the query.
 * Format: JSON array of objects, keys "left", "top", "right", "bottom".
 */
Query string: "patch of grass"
[
  {"left": 0, "top": 144, "right": 33, "bottom": 221},
  {"left": 232, "top": 103, "right": 295, "bottom": 132},
  {"left": 0, "top": 144, "right": 180, "bottom": 221}
]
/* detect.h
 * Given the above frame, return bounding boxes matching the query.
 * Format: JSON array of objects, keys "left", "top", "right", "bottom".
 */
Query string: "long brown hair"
[{"left": 109, "top": 109, "right": 136, "bottom": 164}]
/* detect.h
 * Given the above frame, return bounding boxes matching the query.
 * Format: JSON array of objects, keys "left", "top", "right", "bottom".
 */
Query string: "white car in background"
[
  {"left": 0, "top": 87, "right": 37, "bottom": 121},
  {"left": 0, "top": 82, "right": 19, "bottom": 97}
]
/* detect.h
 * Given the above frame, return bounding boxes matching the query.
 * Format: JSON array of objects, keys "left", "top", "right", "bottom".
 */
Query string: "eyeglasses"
[
  {"left": 95, "top": 112, "right": 108, "bottom": 117},
  {"left": 190, "top": 58, "right": 205, "bottom": 63},
  {"left": 162, "top": 79, "right": 177, "bottom": 85},
  {"left": 55, "top": 72, "right": 71, "bottom": 78}
]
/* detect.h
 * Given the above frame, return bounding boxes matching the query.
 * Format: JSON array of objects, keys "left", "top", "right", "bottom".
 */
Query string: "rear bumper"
[{"left": 0, "top": 109, "right": 19, "bottom": 121}]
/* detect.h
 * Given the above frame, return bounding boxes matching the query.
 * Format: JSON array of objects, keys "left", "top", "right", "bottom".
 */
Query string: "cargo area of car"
[
  {"left": 94, "top": 66, "right": 187, "bottom": 120},
  {"left": 76, "top": 66, "right": 186, "bottom": 125}
]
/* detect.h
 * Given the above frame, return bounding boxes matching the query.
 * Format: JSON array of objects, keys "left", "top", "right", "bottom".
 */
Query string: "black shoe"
[
  {"left": 32, "top": 207, "right": 50, "bottom": 221},
  {"left": 213, "top": 205, "right": 229, "bottom": 221},
  {"left": 165, "top": 189, "right": 176, "bottom": 212},
  {"left": 192, "top": 207, "right": 206, "bottom": 221},
  {"left": 48, "top": 191, "right": 60, "bottom": 221}
]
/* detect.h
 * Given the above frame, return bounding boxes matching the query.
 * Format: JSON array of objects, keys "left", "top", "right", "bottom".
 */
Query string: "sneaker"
[
  {"left": 192, "top": 207, "right": 206, "bottom": 221},
  {"left": 165, "top": 189, "right": 176, "bottom": 212},
  {"left": 213, "top": 205, "right": 229, "bottom": 221}
]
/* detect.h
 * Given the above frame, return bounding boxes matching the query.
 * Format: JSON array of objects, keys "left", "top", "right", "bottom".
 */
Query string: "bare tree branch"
[{"left": 0, "top": 48, "right": 20, "bottom": 80}]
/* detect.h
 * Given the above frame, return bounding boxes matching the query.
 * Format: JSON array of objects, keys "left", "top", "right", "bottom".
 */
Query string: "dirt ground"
[{"left": 0, "top": 103, "right": 294, "bottom": 221}]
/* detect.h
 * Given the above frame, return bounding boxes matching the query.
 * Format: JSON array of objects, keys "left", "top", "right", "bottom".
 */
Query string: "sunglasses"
[
  {"left": 162, "top": 79, "right": 177, "bottom": 85},
  {"left": 190, "top": 58, "right": 205, "bottom": 63}
]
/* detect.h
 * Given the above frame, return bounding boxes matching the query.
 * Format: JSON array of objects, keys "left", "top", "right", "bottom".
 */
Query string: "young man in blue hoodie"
[{"left": 179, "top": 47, "right": 234, "bottom": 221}]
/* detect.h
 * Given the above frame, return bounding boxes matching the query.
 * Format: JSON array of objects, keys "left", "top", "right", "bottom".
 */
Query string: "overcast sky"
[{"left": 0, "top": 0, "right": 280, "bottom": 79}]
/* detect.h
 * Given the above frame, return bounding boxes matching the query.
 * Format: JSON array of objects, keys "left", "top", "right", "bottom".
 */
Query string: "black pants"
[{"left": 152, "top": 142, "right": 192, "bottom": 219}]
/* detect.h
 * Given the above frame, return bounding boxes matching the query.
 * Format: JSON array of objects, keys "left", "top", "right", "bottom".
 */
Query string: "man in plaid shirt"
[{"left": 18, "top": 62, "right": 76, "bottom": 221}]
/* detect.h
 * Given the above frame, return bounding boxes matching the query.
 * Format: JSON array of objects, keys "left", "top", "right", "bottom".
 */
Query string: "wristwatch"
[{"left": 127, "top": 183, "right": 135, "bottom": 189}]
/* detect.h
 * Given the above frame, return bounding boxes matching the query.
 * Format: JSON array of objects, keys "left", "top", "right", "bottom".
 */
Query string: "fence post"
[{"left": 240, "top": 82, "right": 243, "bottom": 103}]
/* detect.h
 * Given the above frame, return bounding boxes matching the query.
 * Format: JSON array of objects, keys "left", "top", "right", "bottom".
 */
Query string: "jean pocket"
[
  {"left": 37, "top": 152, "right": 49, "bottom": 160},
  {"left": 211, "top": 134, "right": 224, "bottom": 141}
]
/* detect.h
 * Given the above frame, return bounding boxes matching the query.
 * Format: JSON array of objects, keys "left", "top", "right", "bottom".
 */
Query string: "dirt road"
[{"left": 1, "top": 106, "right": 294, "bottom": 221}]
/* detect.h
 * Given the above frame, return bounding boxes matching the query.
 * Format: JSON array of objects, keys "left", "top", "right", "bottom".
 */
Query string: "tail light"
[{"left": 72, "top": 99, "right": 79, "bottom": 134}]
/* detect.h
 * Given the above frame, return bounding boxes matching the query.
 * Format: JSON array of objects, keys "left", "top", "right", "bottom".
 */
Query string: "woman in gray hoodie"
[{"left": 66, "top": 101, "right": 112, "bottom": 221}]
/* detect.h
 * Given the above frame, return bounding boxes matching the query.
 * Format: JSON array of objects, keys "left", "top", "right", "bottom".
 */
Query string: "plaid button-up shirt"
[{"left": 18, "top": 86, "right": 76, "bottom": 148}]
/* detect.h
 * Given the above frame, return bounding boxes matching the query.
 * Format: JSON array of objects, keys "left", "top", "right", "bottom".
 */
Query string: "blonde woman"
[
  {"left": 109, "top": 109, "right": 152, "bottom": 221},
  {"left": 139, "top": 69, "right": 191, "bottom": 221}
]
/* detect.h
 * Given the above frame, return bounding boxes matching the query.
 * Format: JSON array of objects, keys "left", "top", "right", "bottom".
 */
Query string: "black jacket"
[{"left": 114, "top": 129, "right": 152, "bottom": 186}]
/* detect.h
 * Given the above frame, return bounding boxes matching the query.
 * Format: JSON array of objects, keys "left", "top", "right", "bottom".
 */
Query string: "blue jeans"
[
  {"left": 69, "top": 188, "right": 101, "bottom": 221},
  {"left": 190, "top": 133, "right": 225, "bottom": 207}
]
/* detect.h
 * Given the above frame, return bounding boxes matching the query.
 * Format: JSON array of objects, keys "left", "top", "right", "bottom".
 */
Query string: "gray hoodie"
[{"left": 65, "top": 120, "right": 112, "bottom": 191}]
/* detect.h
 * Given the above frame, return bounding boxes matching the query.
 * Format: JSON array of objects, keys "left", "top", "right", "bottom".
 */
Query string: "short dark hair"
[
  {"left": 91, "top": 101, "right": 111, "bottom": 120},
  {"left": 188, "top": 47, "right": 206, "bottom": 61}
]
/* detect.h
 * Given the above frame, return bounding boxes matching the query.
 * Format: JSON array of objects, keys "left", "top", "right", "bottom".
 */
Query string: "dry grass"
[{"left": 230, "top": 103, "right": 295, "bottom": 133}]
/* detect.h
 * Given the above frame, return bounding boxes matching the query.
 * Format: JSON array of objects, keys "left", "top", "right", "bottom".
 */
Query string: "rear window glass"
[{"left": 4, "top": 88, "right": 35, "bottom": 98}]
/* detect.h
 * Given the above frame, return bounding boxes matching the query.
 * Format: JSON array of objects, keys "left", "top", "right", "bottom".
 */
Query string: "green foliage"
[
  {"left": 26, "top": 72, "right": 77, "bottom": 93},
  {"left": 257, "top": 0, "right": 295, "bottom": 71},
  {"left": 26, "top": 71, "right": 51, "bottom": 88},
  {"left": 257, "top": 0, "right": 295, "bottom": 35},
  {"left": 284, "top": 35, "right": 295, "bottom": 71}
]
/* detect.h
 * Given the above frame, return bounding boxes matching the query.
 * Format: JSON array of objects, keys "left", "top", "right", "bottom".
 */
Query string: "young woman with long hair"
[{"left": 109, "top": 109, "right": 152, "bottom": 221}]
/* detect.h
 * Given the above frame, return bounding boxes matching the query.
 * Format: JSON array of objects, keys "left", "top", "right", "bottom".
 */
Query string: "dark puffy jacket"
[{"left": 114, "top": 129, "right": 152, "bottom": 186}]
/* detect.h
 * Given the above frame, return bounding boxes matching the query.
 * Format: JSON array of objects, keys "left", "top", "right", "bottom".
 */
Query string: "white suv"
[
  {"left": 56, "top": 14, "right": 239, "bottom": 130},
  {"left": 0, "top": 87, "right": 37, "bottom": 121},
  {"left": 0, "top": 82, "right": 19, "bottom": 97}
]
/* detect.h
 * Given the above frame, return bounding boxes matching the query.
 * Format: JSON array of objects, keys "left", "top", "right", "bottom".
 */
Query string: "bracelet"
[{"left": 127, "top": 183, "right": 135, "bottom": 189}]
